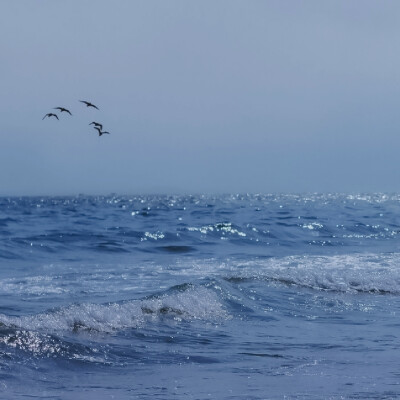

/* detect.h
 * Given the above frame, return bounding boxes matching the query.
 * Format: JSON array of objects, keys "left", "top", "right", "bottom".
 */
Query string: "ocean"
[{"left": 1, "top": 193, "right": 400, "bottom": 399}]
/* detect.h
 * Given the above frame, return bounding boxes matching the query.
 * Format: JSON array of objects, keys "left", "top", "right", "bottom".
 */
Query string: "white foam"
[
  {"left": 188, "top": 222, "right": 247, "bottom": 237},
  {"left": 0, "top": 276, "right": 67, "bottom": 296},
  {"left": 240, "top": 253, "right": 400, "bottom": 294},
  {"left": 0, "top": 286, "right": 228, "bottom": 334},
  {"left": 0, "top": 330, "right": 64, "bottom": 356}
]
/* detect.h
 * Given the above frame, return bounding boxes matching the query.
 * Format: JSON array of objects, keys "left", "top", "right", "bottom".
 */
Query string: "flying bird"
[
  {"left": 80, "top": 100, "right": 99, "bottom": 110},
  {"left": 53, "top": 107, "right": 72, "bottom": 115},
  {"left": 89, "top": 121, "right": 103, "bottom": 130},
  {"left": 42, "top": 113, "right": 59, "bottom": 120},
  {"left": 93, "top": 126, "right": 110, "bottom": 136}
]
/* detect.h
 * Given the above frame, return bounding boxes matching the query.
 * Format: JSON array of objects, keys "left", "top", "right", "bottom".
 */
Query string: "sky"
[{"left": 1, "top": 1, "right": 400, "bottom": 195}]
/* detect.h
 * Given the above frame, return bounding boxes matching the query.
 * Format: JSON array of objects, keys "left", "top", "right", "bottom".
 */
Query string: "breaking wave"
[
  {"left": 0, "top": 285, "right": 228, "bottom": 335},
  {"left": 234, "top": 253, "right": 400, "bottom": 294}
]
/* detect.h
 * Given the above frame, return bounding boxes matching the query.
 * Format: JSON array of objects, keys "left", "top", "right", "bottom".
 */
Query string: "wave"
[
  {"left": 234, "top": 253, "right": 400, "bottom": 294},
  {"left": 0, "top": 285, "right": 229, "bottom": 362},
  {"left": 0, "top": 285, "right": 228, "bottom": 335}
]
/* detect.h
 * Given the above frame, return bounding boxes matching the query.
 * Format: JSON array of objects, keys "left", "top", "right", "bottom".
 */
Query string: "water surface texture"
[{"left": 1, "top": 194, "right": 400, "bottom": 399}]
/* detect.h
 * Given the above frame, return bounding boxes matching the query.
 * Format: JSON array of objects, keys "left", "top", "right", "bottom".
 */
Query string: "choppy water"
[{"left": 1, "top": 194, "right": 400, "bottom": 399}]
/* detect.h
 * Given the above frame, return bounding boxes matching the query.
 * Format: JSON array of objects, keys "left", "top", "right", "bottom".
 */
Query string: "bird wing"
[
  {"left": 54, "top": 114, "right": 59, "bottom": 119},
  {"left": 80, "top": 100, "right": 89, "bottom": 105},
  {"left": 42, "top": 114, "right": 48, "bottom": 120}
]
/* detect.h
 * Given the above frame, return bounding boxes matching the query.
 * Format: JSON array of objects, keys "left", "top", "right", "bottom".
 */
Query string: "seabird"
[
  {"left": 42, "top": 113, "right": 59, "bottom": 120},
  {"left": 89, "top": 121, "right": 103, "bottom": 130},
  {"left": 53, "top": 107, "right": 72, "bottom": 115},
  {"left": 93, "top": 126, "right": 110, "bottom": 136},
  {"left": 80, "top": 100, "right": 99, "bottom": 110}
]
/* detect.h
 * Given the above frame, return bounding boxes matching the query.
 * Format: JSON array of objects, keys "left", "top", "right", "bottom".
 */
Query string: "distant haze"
[{"left": 1, "top": 1, "right": 400, "bottom": 195}]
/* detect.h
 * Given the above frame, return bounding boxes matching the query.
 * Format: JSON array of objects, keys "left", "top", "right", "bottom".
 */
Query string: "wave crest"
[
  {"left": 0, "top": 286, "right": 228, "bottom": 334},
  {"left": 236, "top": 253, "right": 400, "bottom": 294}
]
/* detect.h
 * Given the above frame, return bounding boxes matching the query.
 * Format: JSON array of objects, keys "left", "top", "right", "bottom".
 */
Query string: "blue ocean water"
[{"left": 1, "top": 193, "right": 400, "bottom": 399}]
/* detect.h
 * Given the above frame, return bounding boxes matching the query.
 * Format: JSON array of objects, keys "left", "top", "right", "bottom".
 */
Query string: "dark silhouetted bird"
[
  {"left": 89, "top": 121, "right": 103, "bottom": 130},
  {"left": 80, "top": 100, "right": 99, "bottom": 110},
  {"left": 42, "top": 113, "right": 59, "bottom": 120},
  {"left": 94, "top": 127, "right": 110, "bottom": 136},
  {"left": 54, "top": 107, "right": 72, "bottom": 115}
]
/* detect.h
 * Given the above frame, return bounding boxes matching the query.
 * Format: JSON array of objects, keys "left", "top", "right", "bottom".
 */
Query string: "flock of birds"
[{"left": 42, "top": 100, "right": 111, "bottom": 136}]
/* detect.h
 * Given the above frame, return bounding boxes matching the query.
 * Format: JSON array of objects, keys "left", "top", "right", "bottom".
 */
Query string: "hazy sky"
[{"left": 1, "top": 1, "right": 400, "bottom": 195}]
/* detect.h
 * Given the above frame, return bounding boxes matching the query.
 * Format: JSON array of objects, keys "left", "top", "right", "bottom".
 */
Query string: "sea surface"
[{"left": 1, "top": 194, "right": 400, "bottom": 399}]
